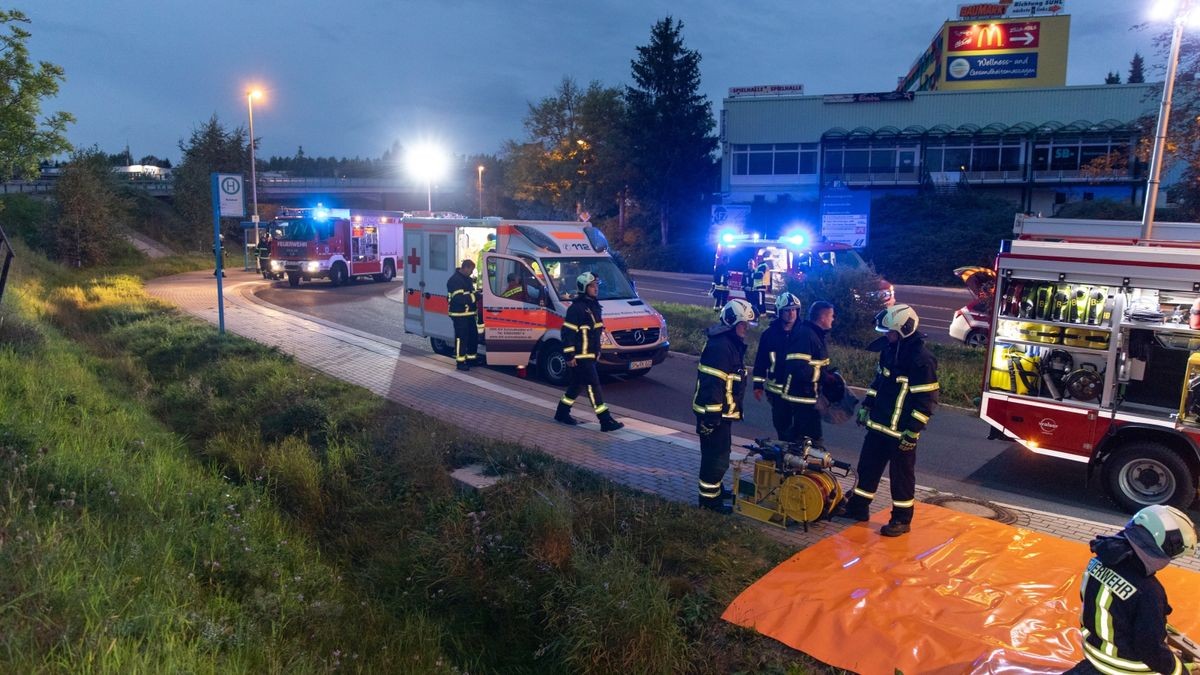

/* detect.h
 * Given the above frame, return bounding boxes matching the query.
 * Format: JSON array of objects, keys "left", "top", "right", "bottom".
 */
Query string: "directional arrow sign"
[
  {"left": 1010, "top": 31, "right": 1036, "bottom": 46},
  {"left": 948, "top": 21, "right": 1041, "bottom": 52}
]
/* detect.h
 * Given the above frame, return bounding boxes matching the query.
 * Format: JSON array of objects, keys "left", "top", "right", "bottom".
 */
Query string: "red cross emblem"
[{"left": 407, "top": 247, "right": 421, "bottom": 274}]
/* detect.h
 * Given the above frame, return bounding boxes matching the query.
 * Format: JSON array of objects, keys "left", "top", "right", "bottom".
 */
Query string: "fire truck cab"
[
  {"left": 402, "top": 217, "right": 669, "bottom": 384},
  {"left": 981, "top": 215, "right": 1200, "bottom": 512},
  {"left": 269, "top": 207, "right": 404, "bottom": 287}
]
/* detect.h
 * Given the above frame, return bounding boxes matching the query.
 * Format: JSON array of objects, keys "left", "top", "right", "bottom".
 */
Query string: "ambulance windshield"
[{"left": 543, "top": 257, "right": 636, "bottom": 301}]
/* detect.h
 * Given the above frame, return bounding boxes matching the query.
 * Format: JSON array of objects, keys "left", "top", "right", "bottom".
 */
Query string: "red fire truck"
[
  {"left": 269, "top": 207, "right": 404, "bottom": 287},
  {"left": 980, "top": 215, "right": 1200, "bottom": 512}
]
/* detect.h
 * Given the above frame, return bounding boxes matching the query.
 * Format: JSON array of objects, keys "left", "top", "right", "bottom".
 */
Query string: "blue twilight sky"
[{"left": 27, "top": 1, "right": 1156, "bottom": 164}]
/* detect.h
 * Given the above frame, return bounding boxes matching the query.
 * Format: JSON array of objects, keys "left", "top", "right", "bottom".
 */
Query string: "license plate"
[{"left": 630, "top": 359, "right": 652, "bottom": 370}]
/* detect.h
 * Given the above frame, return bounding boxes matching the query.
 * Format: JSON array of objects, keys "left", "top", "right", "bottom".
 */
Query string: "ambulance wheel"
[
  {"left": 329, "top": 263, "right": 348, "bottom": 287},
  {"left": 287, "top": 272, "right": 301, "bottom": 288},
  {"left": 965, "top": 330, "right": 988, "bottom": 348},
  {"left": 374, "top": 261, "right": 395, "bottom": 283},
  {"left": 430, "top": 337, "right": 454, "bottom": 357},
  {"left": 538, "top": 343, "right": 569, "bottom": 386},
  {"left": 1104, "top": 441, "right": 1196, "bottom": 513}
]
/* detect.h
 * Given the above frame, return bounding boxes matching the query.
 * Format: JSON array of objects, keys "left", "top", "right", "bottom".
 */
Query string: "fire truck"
[
  {"left": 268, "top": 207, "right": 404, "bottom": 287},
  {"left": 402, "top": 217, "right": 669, "bottom": 384},
  {"left": 980, "top": 215, "right": 1200, "bottom": 512}
]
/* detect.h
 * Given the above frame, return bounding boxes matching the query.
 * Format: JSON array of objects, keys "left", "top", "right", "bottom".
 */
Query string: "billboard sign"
[
  {"left": 728, "top": 84, "right": 804, "bottom": 98},
  {"left": 946, "top": 53, "right": 1039, "bottom": 81},
  {"left": 820, "top": 186, "right": 870, "bottom": 248},
  {"left": 948, "top": 21, "right": 1040, "bottom": 52},
  {"left": 956, "top": 0, "right": 1064, "bottom": 19},
  {"left": 712, "top": 204, "right": 750, "bottom": 231}
]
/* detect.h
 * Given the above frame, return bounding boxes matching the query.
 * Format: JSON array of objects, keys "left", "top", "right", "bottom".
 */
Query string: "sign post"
[{"left": 212, "top": 173, "right": 246, "bottom": 334}]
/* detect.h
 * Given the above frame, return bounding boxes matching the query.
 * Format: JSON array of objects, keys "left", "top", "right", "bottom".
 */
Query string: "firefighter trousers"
[
  {"left": 697, "top": 418, "right": 732, "bottom": 499},
  {"left": 712, "top": 289, "right": 729, "bottom": 310},
  {"left": 452, "top": 316, "right": 478, "bottom": 366},
  {"left": 560, "top": 361, "right": 610, "bottom": 419},
  {"left": 750, "top": 289, "right": 766, "bottom": 315},
  {"left": 768, "top": 395, "right": 822, "bottom": 444},
  {"left": 845, "top": 429, "right": 916, "bottom": 524}
]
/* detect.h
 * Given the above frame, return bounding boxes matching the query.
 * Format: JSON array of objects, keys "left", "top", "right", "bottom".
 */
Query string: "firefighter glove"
[
  {"left": 855, "top": 407, "right": 869, "bottom": 427},
  {"left": 899, "top": 432, "right": 918, "bottom": 452},
  {"left": 697, "top": 417, "right": 720, "bottom": 437}
]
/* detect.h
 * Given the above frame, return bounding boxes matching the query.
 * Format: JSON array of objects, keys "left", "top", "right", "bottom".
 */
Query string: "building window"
[{"left": 731, "top": 143, "right": 819, "bottom": 176}]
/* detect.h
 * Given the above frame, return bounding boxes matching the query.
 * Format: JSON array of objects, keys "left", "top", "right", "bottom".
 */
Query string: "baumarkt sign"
[{"left": 956, "top": 0, "right": 1065, "bottom": 19}]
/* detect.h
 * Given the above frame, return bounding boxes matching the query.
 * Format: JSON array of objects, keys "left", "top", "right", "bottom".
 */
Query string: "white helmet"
[
  {"left": 775, "top": 292, "right": 802, "bottom": 314},
  {"left": 875, "top": 304, "right": 919, "bottom": 338},
  {"left": 1131, "top": 504, "right": 1197, "bottom": 559},
  {"left": 576, "top": 272, "right": 597, "bottom": 294},
  {"left": 720, "top": 298, "right": 757, "bottom": 327}
]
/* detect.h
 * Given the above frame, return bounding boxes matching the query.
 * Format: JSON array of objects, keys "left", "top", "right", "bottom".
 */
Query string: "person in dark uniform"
[
  {"left": 711, "top": 256, "right": 730, "bottom": 311},
  {"left": 837, "top": 304, "right": 938, "bottom": 536},
  {"left": 693, "top": 298, "right": 756, "bottom": 513},
  {"left": 256, "top": 233, "right": 273, "bottom": 279},
  {"left": 751, "top": 255, "right": 770, "bottom": 316},
  {"left": 447, "top": 259, "right": 478, "bottom": 371},
  {"left": 554, "top": 272, "right": 624, "bottom": 432},
  {"left": 753, "top": 292, "right": 801, "bottom": 441},
  {"left": 1065, "top": 504, "right": 1197, "bottom": 675},
  {"left": 212, "top": 234, "right": 226, "bottom": 277},
  {"left": 779, "top": 300, "right": 834, "bottom": 445}
]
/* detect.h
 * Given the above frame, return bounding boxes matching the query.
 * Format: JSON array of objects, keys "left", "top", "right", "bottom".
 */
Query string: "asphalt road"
[
  {"left": 629, "top": 270, "right": 969, "bottom": 345},
  {"left": 256, "top": 275, "right": 1131, "bottom": 526}
]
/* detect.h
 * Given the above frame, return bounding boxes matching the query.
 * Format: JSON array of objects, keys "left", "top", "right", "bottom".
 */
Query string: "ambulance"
[
  {"left": 401, "top": 217, "right": 669, "bottom": 384},
  {"left": 980, "top": 215, "right": 1200, "bottom": 512},
  {"left": 268, "top": 207, "right": 404, "bottom": 287}
]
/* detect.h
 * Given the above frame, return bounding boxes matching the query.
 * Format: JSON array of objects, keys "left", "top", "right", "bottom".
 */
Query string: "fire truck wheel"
[
  {"left": 329, "top": 263, "right": 348, "bottom": 287},
  {"left": 287, "top": 272, "right": 301, "bottom": 288},
  {"left": 1104, "top": 441, "right": 1196, "bottom": 513},
  {"left": 374, "top": 262, "right": 395, "bottom": 283},
  {"left": 538, "top": 343, "right": 569, "bottom": 386}
]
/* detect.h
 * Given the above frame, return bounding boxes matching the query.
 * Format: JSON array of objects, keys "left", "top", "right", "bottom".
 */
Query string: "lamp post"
[
  {"left": 246, "top": 88, "right": 263, "bottom": 249},
  {"left": 477, "top": 164, "right": 485, "bottom": 217},
  {"left": 1142, "top": 0, "right": 1196, "bottom": 240}
]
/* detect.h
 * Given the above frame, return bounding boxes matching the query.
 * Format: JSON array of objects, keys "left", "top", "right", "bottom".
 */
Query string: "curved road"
[{"left": 255, "top": 275, "right": 1134, "bottom": 526}]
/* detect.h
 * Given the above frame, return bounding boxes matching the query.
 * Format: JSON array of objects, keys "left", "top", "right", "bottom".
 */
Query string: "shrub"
[{"left": 786, "top": 264, "right": 885, "bottom": 347}]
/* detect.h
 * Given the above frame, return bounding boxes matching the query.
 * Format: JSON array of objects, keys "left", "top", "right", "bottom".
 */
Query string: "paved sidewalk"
[{"left": 145, "top": 271, "right": 1200, "bottom": 572}]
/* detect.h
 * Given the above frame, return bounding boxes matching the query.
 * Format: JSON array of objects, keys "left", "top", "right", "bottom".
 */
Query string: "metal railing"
[{"left": 0, "top": 222, "right": 14, "bottom": 304}]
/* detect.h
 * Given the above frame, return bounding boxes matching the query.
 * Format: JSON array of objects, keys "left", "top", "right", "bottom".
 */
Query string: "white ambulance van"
[{"left": 401, "top": 217, "right": 669, "bottom": 384}]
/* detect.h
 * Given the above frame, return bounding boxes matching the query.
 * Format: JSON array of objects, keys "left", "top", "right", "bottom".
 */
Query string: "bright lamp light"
[
  {"left": 1151, "top": 0, "right": 1181, "bottom": 20},
  {"left": 407, "top": 143, "right": 448, "bottom": 182}
]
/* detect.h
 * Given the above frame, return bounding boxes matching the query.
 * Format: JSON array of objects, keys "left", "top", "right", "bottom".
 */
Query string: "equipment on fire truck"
[
  {"left": 990, "top": 346, "right": 1041, "bottom": 396},
  {"left": 1063, "top": 363, "right": 1103, "bottom": 402},
  {"left": 1041, "top": 349, "right": 1073, "bottom": 400},
  {"left": 732, "top": 437, "right": 851, "bottom": 530}
]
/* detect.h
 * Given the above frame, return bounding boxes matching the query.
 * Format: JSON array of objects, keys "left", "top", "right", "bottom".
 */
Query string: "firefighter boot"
[
  {"left": 880, "top": 520, "right": 911, "bottom": 537},
  {"left": 698, "top": 495, "right": 732, "bottom": 514},
  {"left": 598, "top": 413, "right": 625, "bottom": 432},
  {"left": 554, "top": 402, "right": 579, "bottom": 426}
]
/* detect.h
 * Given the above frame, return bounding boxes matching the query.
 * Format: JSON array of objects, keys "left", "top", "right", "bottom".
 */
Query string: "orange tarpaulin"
[{"left": 722, "top": 503, "right": 1200, "bottom": 674}]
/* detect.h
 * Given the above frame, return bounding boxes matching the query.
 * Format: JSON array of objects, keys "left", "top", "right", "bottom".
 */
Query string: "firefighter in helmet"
[
  {"left": 1064, "top": 504, "right": 1197, "bottom": 675},
  {"left": 752, "top": 292, "right": 801, "bottom": 441},
  {"left": 778, "top": 299, "right": 835, "bottom": 445},
  {"left": 447, "top": 259, "right": 478, "bottom": 371},
  {"left": 554, "top": 272, "right": 624, "bottom": 432},
  {"left": 256, "top": 232, "right": 273, "bottom": 279},
  {"left": 837, "top": 304, "right": 938, "bottom": 536},
  {"left": 693, "top": 298, "right": 756, "bottom": 513}
]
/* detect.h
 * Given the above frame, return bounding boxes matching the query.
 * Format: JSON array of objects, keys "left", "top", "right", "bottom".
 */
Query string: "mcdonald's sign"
[{"left": 948, "top": 21, "right": 1040, "bottom": 52}]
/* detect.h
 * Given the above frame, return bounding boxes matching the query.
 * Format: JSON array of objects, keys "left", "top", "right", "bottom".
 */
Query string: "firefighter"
[
  {"left": 711, "top": 255, "right": 730, "bottom": 311},
  {"left": 837, "top": 304, "right": 938, "bottom": 536},
  {"left": 751, "top": 254, "right": 770, "bottom": 316},
  {"left": 256, "top": 232, "right": 273, "bottom": 279},
  {"left": 212, "top": 234, "right": 226, "bottom": 277},
  {"left": 752, "top": 292, "right": 801, "bottom": 441},
  {"left": 554, "top": 272, "right": 624, "bottom": 432},
  {"left": 1064, "top": 504, "right": 1197, "bottom": 675},
  {"left": 693, "top": 298, "right": 756, "bottom": 514},
  {"left": 447, "top": 259, "right": 478, "bottom": 371},
  {"left": 779, "top": 300, "right": 834, "bottom": 445}
]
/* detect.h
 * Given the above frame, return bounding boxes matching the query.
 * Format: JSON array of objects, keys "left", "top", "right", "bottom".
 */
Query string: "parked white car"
[{"left": 948, "top": 266, "right": 994, "bottom": 347}]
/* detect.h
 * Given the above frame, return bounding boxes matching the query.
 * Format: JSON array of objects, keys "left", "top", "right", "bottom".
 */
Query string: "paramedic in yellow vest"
[
  {"left": 475, "top": 233, "right": 496, "bottom": 336},
  {"left": 447, "top": 259, "right": 478, "bottom": 371},
  {"left": 750, "top": 254, "right": 769, "bottom": 316}
]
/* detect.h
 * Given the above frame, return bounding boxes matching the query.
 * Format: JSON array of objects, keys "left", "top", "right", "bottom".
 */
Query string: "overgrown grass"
[
  {"left": 0, "top": 248, "right": 834, "bottom": 672},
  {"left": 657, "top": 302, "right": 986, "bottom": 408}
]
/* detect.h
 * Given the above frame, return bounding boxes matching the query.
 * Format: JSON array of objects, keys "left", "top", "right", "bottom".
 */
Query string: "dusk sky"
[{"left": 28, "top": 1, "right": 1157, "bottom": 165}]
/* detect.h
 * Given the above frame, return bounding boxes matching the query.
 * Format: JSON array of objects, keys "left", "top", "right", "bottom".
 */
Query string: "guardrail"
[{"left": 0, "top": 222, "right": 14, "bottom": 304}]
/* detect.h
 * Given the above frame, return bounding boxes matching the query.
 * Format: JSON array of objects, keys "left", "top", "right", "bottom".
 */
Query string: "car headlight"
[
  {"left": 600, "top": 330, "right": 616, "bottom": 348},
  {"left": 306, "top": 261, "right": 320, "bottom": 272},
  {"left": 270, "top": 260, "right": 282, "bottom": 270},
  {"left": 659, "top": 318, "right": 668, "bottom": 342}
]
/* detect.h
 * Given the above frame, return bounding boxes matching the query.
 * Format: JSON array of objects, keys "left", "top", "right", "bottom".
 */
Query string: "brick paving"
[{"left": 145, "top": 270, "right": 1200, "bottom": 573}]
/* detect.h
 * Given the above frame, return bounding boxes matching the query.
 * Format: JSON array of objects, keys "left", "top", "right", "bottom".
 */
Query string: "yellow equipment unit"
[{"left": 732, "top": 438, "right": 851, "bottom": 530}]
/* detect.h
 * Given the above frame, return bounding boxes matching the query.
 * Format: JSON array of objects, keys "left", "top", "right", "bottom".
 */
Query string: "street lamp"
[
  {"left": 407, "top": 143, "right": 447, "bottom": 213},
  {"left": 477, "top": 164, "right": 485, "bottom": 217},
  {"left": 1142, "top": 0, "right": 1200, "bottom": 239},
  {"left": 246, "top": 88, "right": 263, "bottom": 247}
]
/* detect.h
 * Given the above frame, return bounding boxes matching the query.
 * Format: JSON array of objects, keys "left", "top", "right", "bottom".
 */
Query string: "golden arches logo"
[{"left": 975, "top": 24, "right": 1004, "bottom": 49}]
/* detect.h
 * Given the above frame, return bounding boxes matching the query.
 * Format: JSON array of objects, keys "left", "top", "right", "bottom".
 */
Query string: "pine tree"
[
  {"left": 1128, "top": 52, "right": 1145, "bottom": 84},
  {"left": 1105, "top": 71, "right": 1121, "bottom": 84}
]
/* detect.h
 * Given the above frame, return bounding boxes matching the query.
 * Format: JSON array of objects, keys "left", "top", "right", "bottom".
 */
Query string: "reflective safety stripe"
[
  {"left": 562, "top": 321, "right": 579, "bottom": 330},
  {"left": 786, "top": 353, "right": 812, "bottom": 361},
  {"left": 752, "top": 376, "right": 766, "bottom": 383},
  {"left": 698, "top": 364, "right": 741, "bottom": 381},
  {"left": 698, "top": 482, "right": 722, "bottom": 498},
  {"left": 699, "top": 479, "right": 723, "bottom": 489},
  {"left": 449, "top": 289, "right": 470, "bottom": 298},
  {"left": 449, "top": 311, "right": 476, "bottom": 317},
  {"left": 902, "top": 430, "right": 920, "bottom": 440},
  {"left": 853, "top": 487, "right": 875, "bottom": 499},
  {"left": 910, "top": 382, "right": 940, "bottom": 393},
  {"left": 890, "top": 380, "right": 910, "bottom": 429},
  {"left": 1082, "top": 640, "right": 1159, "bottom": 674},
  {"left": 893, "top": 499, "right": 915, "bottom": 508},
  {"left": 912, "top": 410, "right": 930, "bottom": 423},
  {"left": 866, "top": 389, "right": 877, "bottom": 397},
  {"left": 575, "top": 354, "right": 596, "bottom": 360},
  {"left": 780, "top": 393, "right": 818, "bottom": 404},
  {"left": 865, "top": 420, "right": 902, "bottom": 438},
  {"left": 560, "top": 397, "right": 575, "bottom": 406},
  {"left": 594, "top": 405, "right": 609, "bottom": 415}
]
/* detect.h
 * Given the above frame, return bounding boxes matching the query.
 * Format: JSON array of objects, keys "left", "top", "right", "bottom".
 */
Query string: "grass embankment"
[
  {"left": 0, "top": 243, "right": 831, "bottom": 673},
  {"left": 657, "top": 302, "right": 987, "bottom": 408}
]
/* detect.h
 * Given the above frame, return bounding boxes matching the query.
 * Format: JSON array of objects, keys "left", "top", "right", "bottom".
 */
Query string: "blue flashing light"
[
  {"left": 786, "top": 234, "right": 805, "bottom": 246},
  {"left": 720, "top": 232, "right": 736, "bottom": 244},
  {"left": 313, "top": 204, "right": 330, "bottom": 221}
]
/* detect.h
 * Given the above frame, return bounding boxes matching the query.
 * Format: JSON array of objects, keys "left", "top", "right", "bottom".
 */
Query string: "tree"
[
  {"left": 624, "top": 17, "right": 718, "bottom": 245},
  {"left": 1105, "top": 71, "right": 1122, "bottom": 84},
  {"left": 50, "top": 147, "right": 129, "bottom": 267},
  {"left": 0, "top": 10, "right": 73, "bottom": 179},
  {"left": 173, "top": 115, "right": 248, "bottom": 248},
  {"left": 1128, "top": 52, "right": 1145, "bottom": 84},
  {"left": 503, "top": 77, "right": 630, "bottom": 220}
]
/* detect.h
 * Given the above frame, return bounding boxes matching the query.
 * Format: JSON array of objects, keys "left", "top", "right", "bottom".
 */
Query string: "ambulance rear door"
[
  {"left": 402, "top": 227, "right": 427, "bottom": 335},
  {"left": 481, "top": 253, "right": 553, "bottom": 366}
]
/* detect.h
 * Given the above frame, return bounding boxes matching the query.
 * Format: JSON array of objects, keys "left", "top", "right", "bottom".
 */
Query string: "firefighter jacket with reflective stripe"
[
  {"left": 256, "top": 240, "right": 271, "bottom": 258},
  {"left": 1077, "top": 552, "right": 1181, "bottom": 674},
  {"left": 780, "top": 320, "right": 829, "bottom": 405},
  {"left": 752, "top": 318, "right": 791, "bottom": 394},
  {"left": 712, "top": 263, "right": 730, "bottom": 291},
  {"left": 863, "top": 333, "right": 938, "bottom": 440},
  {"left": 562, "top": 296, "right": 603, "bottom": 360},
  {"left": 693, "top": 325, "right": 748, "bottom": 421},
  {"left": 751, "top": 262, "right": 769, "bottom": 290},
  {"left": 447, "top": 270, "right": 477, "bottom": 317}
]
